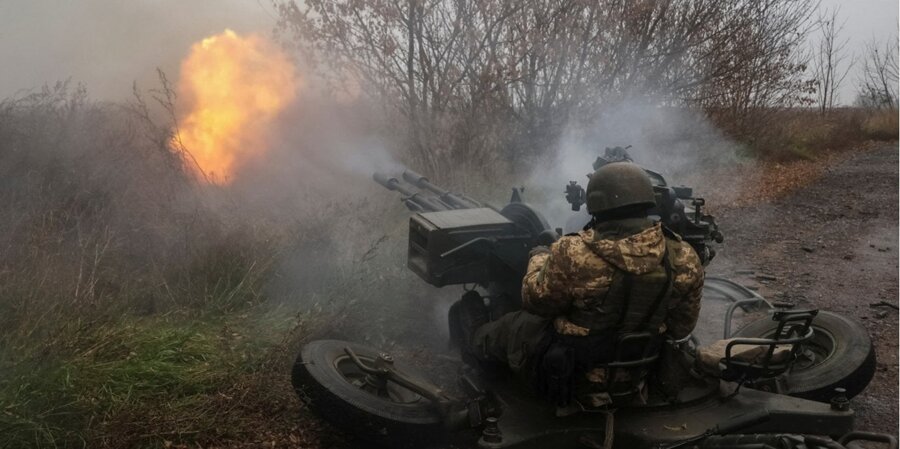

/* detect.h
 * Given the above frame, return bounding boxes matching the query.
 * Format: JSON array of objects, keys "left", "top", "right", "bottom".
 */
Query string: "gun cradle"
[{"left": 408, "top": 208, "right": 530, "bottom": 287}]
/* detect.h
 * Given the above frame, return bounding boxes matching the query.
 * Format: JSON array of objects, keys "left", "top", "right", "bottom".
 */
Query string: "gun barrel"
[
  {"left": 373, "top": 172, "right": 449, "bottom": 212},
  {"left": 402, "top": 170, "right": 481, "bottom": 209},
  {"left": 374, "top": 172, "right": 412, "bottom": 194},
  {"left": 400, "top": 169, "right": 431, "bottom": 189}
]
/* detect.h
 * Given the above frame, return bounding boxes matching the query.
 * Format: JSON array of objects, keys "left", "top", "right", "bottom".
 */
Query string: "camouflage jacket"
[{"left": 522, "top": 218, "right": 704, "bottom": 339}]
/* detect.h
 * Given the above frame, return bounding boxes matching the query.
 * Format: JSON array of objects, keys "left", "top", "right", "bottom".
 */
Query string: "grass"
[
  {"left": 729, "top": 107, "right": 899, "bottom": 161},
  {"left": 0, "top": 310, "right": 309, "bottom": 449},
  {"left": 861, "top": 109, "right": 900, "bottom": 141},
  {"left": 0, "top": 85, "right": 330, "bottom": 449}
]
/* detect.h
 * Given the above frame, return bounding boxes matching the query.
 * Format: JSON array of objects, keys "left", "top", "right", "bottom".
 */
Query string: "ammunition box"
[{"left": 408, "top": 208, "right": 519, "bottom": 287}]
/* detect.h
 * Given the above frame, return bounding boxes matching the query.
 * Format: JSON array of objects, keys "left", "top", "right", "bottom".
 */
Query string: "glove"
[{"left": 529, "top": 245, "right": 550, "bottom": 258}]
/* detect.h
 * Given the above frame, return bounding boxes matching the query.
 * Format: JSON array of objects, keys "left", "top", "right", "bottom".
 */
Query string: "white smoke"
[{"left": 526, "top": 100, "right": 751, "bottom": 231}]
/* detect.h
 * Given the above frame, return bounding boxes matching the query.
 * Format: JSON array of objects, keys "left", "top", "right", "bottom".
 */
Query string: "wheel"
[
  {"left": 733, "top": 311, "right": 876, "bottom": 402},
  {"left": 292, "top": 340, "right": 445, "bottom": 447}
]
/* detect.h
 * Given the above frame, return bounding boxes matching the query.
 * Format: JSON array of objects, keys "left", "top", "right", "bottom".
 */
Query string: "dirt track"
[{"left": 707, "top": 143, "right": 899, "bottom": 434}]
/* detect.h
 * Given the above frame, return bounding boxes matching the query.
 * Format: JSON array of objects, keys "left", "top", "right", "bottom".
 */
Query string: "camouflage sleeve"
[
  {"left": 664, "top": 242, "right": 704, "bottom": 340},
  {"left": 521, "top": 237, "right": 577, "bottom": 317}
]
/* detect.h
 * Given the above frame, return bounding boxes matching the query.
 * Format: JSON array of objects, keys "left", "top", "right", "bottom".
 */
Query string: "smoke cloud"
[{"left": 524, "top": 100, "right": 751, "bottom": 232}]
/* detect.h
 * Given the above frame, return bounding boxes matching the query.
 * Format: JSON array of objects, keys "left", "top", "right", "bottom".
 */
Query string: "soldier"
[{"left": 451, "top": 162, "right": 704, "bottom": 410}]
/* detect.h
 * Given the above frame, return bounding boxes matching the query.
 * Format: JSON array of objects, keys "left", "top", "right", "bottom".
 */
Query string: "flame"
[{"left": 175, "top": 29, "right": 298, "bottom": 183}]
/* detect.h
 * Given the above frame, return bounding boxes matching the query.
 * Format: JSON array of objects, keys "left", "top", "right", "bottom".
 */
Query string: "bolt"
[
  {"left": 480, "top": 416, "right": 503, "bottom": 445},
  {"left": 830, "top": 387, "right": 850, "bottom": 411}
]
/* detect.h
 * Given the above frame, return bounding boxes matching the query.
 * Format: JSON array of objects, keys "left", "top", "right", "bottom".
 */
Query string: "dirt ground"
[{"left": 706, "top": 143, "right": 899, "bottom": 434}]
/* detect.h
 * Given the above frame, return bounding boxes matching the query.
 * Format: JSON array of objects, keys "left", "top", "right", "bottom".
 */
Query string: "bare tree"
[
  {"left": 275, "top": 0, "right": 818, "bottom": 170},
  {"left": 857, "top": 36, "right": 899, "bottom": 110},
  {"left": 276, "top": 0, "right": 521, "bottom": 173},
  {"left": 812, "top": 7, "right": 853, "bottom": 113}
]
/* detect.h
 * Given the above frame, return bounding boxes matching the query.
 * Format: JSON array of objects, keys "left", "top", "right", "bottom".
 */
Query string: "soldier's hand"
[{"left": 529, "top": 245, "right": 550, "bottom": 257}]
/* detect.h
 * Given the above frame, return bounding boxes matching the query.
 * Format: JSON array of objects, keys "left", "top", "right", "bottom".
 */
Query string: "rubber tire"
[
  {"left": 733, "top": 311, "right": 876, "bottom": 402},
  {"left": 291, "top": 340, "right": 445, "bottom": 448}
]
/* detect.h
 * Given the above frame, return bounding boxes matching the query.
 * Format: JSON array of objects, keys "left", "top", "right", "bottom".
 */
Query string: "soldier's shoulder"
[
  {"left": 667, "top": 238, "right": 702, "bottom": 269},
  {"left": 551, "top": 232, "right": 592, "bottom": 256},
  {"left": 556, "top": 228, "right": 595, "bottom": 243}
]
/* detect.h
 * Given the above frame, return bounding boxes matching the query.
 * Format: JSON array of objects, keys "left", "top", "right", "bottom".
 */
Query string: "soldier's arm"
[
  {"left": 521, "top": 237, "right": 576, "bottom": 317},
  {"left": 664, "top": 244, "right": 705, "bottom": 340}
]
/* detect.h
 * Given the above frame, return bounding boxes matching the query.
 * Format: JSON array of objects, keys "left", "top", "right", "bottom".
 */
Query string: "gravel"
[{"left": 707, "top": 143, "right": 899, "bottom": 435}]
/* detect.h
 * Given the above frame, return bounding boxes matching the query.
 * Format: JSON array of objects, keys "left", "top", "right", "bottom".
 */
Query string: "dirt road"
[{"left": 707, "top": 143, "right": 898, "bottom": 434}]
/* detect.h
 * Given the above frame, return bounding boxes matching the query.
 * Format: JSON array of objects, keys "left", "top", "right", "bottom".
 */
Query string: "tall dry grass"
[{"left": 713, "top": 107, "right": 898, "bottom": 161}]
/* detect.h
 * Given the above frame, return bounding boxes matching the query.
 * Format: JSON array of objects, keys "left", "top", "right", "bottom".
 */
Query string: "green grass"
[{"left": 0, "top": 310, "right": 303, "bottom": 449}]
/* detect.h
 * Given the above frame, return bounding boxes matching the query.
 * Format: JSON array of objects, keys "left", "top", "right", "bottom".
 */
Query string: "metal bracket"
[{"left": 343, "top": 347, "right": 483, "bottom": 430}]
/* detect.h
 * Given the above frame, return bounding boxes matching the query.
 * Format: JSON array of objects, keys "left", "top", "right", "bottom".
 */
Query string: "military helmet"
[{"left": 586, "top": 162, "right": 656, "bottom": 215}]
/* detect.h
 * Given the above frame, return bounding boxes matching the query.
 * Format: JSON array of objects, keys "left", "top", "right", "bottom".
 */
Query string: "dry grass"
[
  {"left": 721, "top": 107, "right": 898, "bottom": 161},
  {"left": 860, "top": 109, "right": 900, "bottom": 141}
]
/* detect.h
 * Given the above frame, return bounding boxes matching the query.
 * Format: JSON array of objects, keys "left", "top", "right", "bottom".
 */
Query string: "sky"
[
  {"left": 815, "top": 0, "right": 899, "bottom": 103},
  {"left": 0, "top": 0, "right": 896, "bottom": 104},
  {"left": 0, "top": 0, "right": 277, "bottom": 101}
]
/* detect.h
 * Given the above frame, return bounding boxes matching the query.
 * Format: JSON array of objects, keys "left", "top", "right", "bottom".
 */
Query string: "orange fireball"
[{"left": 176, "top": 29, "right": 298, "bottom": 183}]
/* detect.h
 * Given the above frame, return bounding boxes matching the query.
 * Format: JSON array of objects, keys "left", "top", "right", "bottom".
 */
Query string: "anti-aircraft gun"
[{"left": 374, "top": 147, "right": 723, "bottom": 293}]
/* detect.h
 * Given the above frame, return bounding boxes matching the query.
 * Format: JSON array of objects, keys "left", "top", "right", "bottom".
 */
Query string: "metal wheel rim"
[
  {"left": 794, "top": 327, "right": 837, "bottom": 370},
  {"left": 333, "top": 355, "right": 424, "bottom": 404},
  {"left": 757, "top": 326, "right": 837, "bottom": 371}
]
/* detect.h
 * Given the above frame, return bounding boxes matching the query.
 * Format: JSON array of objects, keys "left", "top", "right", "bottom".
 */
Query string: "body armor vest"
[{"left": 567, "top": 239, "right": 677, "bottom": 336}]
